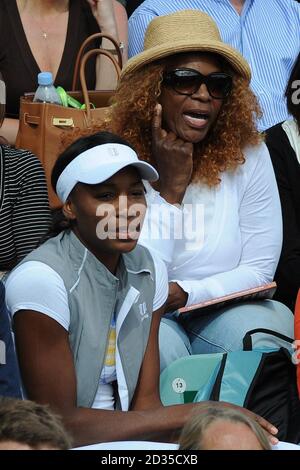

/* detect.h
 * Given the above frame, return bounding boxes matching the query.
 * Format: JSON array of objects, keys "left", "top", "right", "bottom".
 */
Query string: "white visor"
[{"left": 56, "top": 143, "right": 159, "bottom": 203}]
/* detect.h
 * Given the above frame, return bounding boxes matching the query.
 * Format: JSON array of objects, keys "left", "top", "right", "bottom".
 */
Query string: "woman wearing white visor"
[{"left": 5, "top": 131, "right": 278, "bottom": 447}]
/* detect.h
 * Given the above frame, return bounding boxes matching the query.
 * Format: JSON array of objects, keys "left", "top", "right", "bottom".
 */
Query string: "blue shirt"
[{"left": 128, "top": 0, "right": 300, "bottom": 130}]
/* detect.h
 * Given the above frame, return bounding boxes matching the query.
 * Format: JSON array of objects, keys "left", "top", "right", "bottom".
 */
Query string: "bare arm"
[
  {"left": 131, "top": 307, "right": 163, "bottom": 410},
  {"left": 113, "top": 0, "right": 128, "bottom": 63},
  {"left": 14, "top": 309, "right": 278, "bottom": 447},
  {"left": 0, "top": 118, "right": 19, "bottom": 145},
  {"left": 13, "top": 308, "right": 187, "bottom": 447},
  {"left": 86, "top": 0, "right": 128, "bottom": 90},
  {"left": 14, "top": 310, "right": 161, "bottom": 447}
]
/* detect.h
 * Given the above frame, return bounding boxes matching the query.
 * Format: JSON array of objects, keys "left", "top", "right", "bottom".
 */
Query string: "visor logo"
[{"left": 108, "top": 147, "right": 119, "bottom": 157}]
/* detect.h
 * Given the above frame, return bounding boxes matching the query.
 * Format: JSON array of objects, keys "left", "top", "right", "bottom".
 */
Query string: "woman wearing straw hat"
[{"left": 105, "top": 9, "right": 294, "bottom": 367}]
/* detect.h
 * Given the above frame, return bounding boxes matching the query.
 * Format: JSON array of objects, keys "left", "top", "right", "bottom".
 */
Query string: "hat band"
[{"left": 56, "top": 144, "right": 140, "bottom": 203}]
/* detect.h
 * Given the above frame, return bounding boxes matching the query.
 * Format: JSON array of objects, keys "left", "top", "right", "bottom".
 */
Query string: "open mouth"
[
  {"left": 185, "top": 111, "right": 209, "bottom": 119},
  {"left": 183, "top": 111, "right": 210, "bottom": 128}
]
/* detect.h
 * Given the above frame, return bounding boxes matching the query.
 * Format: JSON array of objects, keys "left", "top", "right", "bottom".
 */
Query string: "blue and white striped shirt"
[{"left": 128, "top": 0, "right": 300, "bottom": 130}]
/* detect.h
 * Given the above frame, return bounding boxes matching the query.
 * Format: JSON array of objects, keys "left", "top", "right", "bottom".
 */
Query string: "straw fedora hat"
[{"left": 122, "top": 10, "right": 251, "bottom": 81}]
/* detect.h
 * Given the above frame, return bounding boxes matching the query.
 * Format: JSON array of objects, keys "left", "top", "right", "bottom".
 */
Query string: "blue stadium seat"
[{"left": 160, "top": 353, "right": 223, "bottom": 405}]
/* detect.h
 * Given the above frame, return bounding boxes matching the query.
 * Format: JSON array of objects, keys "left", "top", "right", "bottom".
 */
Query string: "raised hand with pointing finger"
[{"left": 152, "top": 104, "right": 193, "bottom": 205}]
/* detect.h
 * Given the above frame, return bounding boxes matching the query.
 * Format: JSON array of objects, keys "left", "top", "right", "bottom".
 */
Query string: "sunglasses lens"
[
  {"left": 207, "top": 74, "right": 232, "bottom": 99},
  {"left": 165, "top": 70, "right": 200, "bottom": 95},
  {"left": 164, "top": 69, "right": 232, "bottom": 99}
]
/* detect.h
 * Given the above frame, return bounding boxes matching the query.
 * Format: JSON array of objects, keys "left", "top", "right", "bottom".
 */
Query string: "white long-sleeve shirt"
[{"left": 139, "top": 142, "right": 282, "bottom": 306}]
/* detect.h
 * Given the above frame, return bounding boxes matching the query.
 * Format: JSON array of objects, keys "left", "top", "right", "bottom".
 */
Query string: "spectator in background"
[
  {"left": 178, "top": 405, "right": 271, "bottom": 450},
  {"left": 0, "top": 144, "right": 52, "bottom": 272},
  {"left": 128, "top": 0, "right": 300, "bottom": 131},
  {"left": 0, "top": 0, "right": 128, "bottom": 144},
  {"left": 266, "top": 53, "right": 300, "bottom": 311},
  {"left": 0, "top": 282, "right": 21, "bottom": 398},
  {"left": 0, "top": 398, "right": 72, "bottom": 450},
  {"left": 0, "top": 77, "right": 51, "bottom": 273}
]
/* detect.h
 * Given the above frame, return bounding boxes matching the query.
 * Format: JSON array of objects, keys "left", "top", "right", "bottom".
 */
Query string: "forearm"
[
  {"left": 62, "top": 404, "right": 194, "bottom": 447},
  {"left": 1, "top": 118, "right": 19, "bottom": 145},
  {"left": 95, "top": 52, "right": 119, "bottom": 89},
  {"left": 176, "top": 264, "right": 275, "bottom": 307},
  {"left": 113, "top": 0, "right": 128, "bottom": 62},
  {"left": 65, "top": 400, "right": 277, "bottom": 448},
  {"left": 94, "top": 1, "right": 127, "bottom": 89},
  {"left": 96, "top": 15, "right": 119, "bottom": 90}
]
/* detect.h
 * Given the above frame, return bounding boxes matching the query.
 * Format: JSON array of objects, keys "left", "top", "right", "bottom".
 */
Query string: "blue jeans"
[{"left": 159, "top": 300, "right": 294, "bottom": 372}]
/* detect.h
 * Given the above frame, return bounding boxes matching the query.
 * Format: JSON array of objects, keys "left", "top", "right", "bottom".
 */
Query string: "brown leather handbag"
[{"left": 15, "top": 34, "right": 121, "bottom": 209}]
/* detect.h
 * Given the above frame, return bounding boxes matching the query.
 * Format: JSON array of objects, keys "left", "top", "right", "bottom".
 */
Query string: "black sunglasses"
[{"left": 163, "top": 68, "right": 233, "bottom": 99}]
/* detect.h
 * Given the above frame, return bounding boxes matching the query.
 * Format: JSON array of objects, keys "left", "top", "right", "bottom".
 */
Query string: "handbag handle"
[
  {"left": 72, "top": 33, "right": 123, "bottom": 91},
  {"left": 243, "top": 328, "right": 294, "bottom": 351},
  {"left": 79, "top": 48, "right": 121, "bottom": 124}
]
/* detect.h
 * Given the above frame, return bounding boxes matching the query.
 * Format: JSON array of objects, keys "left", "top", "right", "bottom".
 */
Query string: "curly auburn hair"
[
  {"left": 61, "top": 59, "right": 262, "bottom": 186},
  {"left": 111, "top": 62, "right": 262, "bottom": 186}
]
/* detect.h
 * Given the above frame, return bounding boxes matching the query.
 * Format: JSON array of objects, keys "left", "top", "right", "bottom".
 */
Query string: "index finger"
[
  {"left": 152, "top": 103, "right": 162, "bottom": 130},
  {"left": 152, "top": 103, "right": 167, "bottom": 139}
]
